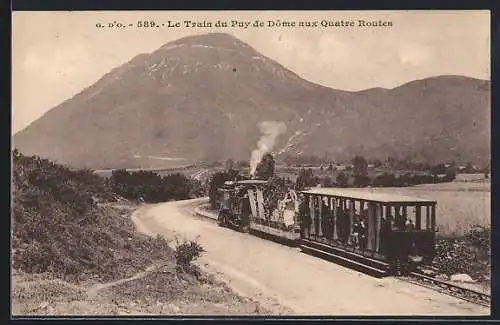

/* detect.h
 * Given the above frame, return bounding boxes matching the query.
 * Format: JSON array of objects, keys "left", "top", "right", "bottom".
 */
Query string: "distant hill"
[{"left": 13, "top": 33, "right": 491, "bottom": 169}]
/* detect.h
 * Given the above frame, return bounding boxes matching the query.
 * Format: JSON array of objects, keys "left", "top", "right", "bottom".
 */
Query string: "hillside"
[
  {"left": 11, "top": 151, "right": 270, "bottom": 315},
  {"left": 13, "top": 33, "right": 490, "bottom": 169}
]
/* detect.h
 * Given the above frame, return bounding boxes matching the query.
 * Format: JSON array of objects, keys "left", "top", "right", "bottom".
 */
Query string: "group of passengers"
[
  {"left": 298, "top": 198, "right": 369, "bottom": 249},
  {"left": 298, "top": 197, "right": 418, "bottom": 252},
  {"left": 386, "top": 211, "right": 416, "bottom": 231}
]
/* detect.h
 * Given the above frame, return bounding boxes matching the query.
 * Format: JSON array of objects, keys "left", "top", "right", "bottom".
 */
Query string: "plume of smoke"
[{"left": 250, "top": 121, "right": 287, "bottom": 176}]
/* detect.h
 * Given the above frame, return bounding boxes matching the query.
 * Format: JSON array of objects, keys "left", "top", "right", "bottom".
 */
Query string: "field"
[{"left": 359, "top": 179, "right": 490, "bottom": 238}]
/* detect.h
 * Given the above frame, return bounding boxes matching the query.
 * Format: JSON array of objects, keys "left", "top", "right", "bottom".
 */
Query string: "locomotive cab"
[{"left": 217, "top": 181, "right": 254, "bottom": 232}]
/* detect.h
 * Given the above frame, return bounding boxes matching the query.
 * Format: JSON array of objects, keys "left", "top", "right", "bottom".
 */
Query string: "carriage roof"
[
  {"left": 236, "top": 180, "right": 268, "bottom": 185},
  {"left": 218, "top": 179, "right": 267, "bottom": 191},
  {"left": 301, "top": 187, "right": 436, "bottom": 205}
]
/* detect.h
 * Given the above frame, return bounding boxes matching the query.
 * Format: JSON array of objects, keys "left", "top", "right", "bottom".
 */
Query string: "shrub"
[
  {"left": 255, "top": 153, "right": 275, "bottom": 180},
  {"left": 372, "top": 173, "right": 396, "bottom": 187},
  {"left": 433, "top": 225, "right": 491, "bottom": 280},
  {"left": 353, "top": 174, "right": 370, "bottom": 187},
  {"left": 174, "top": 239, "right": 205, "bottom": 273},
  {"left": 322, "top": 176, "right": 333, "bottom": 187},
  {"left": 109, "top": 169, "right": 204, "bottom": 203},
  {"left": 464, "top": 224, "right": 490, "bottom": 261},
  {"left": 335, "top": 172, "right": 349, "bottom": 188},
  {"left": 295, "top": 168, "right": 315, "bottom": 190},
  {"left": 443, "top": 169, "right": 457, "bottom": 182}
]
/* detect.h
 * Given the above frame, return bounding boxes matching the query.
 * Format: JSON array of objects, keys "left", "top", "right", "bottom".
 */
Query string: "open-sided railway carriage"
[{"left": 299, "top": 188, "right": 437, "bottom": 277}]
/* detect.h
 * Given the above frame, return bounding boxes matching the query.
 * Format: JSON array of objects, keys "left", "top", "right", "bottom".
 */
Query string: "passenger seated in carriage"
[
  {"left": 321, "top": 200, "right": 332, "bottom": 240},
  {"left": 380, "top": 216, "right": 392, "bottom": 254},
  {"left": 350, "top": 211, "right": 360, "bottom": 247},
  {"left": 359, "top": 216, "right": 368, "bottom": 249},
  {"left": 336, "top": 208, "right": 349, "bottom": 243},
  {"left": 394, "top": 209, "right": 406, "bottom": 230},
  {"left": 298, "top": 195, "right": 310, "bottom": 237},
  {"left": 405, "top": 218, "right": 415, "bottom": 230}
]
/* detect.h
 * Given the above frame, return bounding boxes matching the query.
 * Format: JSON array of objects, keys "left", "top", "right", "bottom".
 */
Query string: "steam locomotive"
[{"left": 216, "top": 179, "right": 300, "bottom": 241}]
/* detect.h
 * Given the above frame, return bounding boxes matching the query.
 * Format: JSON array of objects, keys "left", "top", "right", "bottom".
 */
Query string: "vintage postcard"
[{"left": 11, "top": 10, "right": 491, "bottom": 317}]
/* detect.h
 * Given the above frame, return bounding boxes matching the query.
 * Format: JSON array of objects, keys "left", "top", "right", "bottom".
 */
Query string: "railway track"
[{"left": 398, "top": 270, "right": 491, "bottom": 308}]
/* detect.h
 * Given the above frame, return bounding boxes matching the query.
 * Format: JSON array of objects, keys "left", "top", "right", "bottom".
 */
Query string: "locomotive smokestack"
[{"left": 249, "top": 121, "right": 286, "bottom": 177}]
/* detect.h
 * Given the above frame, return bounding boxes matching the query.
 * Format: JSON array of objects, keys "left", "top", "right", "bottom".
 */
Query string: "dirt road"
[{"left": 133, "top": 199, "right": 490, "bottom": 316}]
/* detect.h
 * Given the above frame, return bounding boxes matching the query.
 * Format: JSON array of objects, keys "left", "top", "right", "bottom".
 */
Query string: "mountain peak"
[
  {"left": 13, "top": 33, "right": 490, "bottom": 169},
  {"left": 161, "top": 33, "right": 251, "bottom": 51}
]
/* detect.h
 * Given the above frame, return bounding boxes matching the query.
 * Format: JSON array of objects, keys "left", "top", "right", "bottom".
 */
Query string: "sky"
[{"left": 12, "top": 10, "right": 490, "bottom": 134}]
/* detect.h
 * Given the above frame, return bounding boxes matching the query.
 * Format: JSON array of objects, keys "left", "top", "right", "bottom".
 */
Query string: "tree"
[
  {"left": 295, "top": 168, "right": 306, "bottom": 191},
  {"left": 255, "top": 153, "right": 275, "bottom": 180},
  {"left": 387, "top": 157, "right": 397, "bottom": 169},
  {"left": 353, "top": 156, "right": 368, "bottom": 176},
  {"left": 443, "top": 168, "right": 457, "bottom": 183},
  {"left": 372, "top": 173, "right": 397, "bottom": 187},
  {"left": 322, "top": 176, "right": 333, "bottom": 187},
  {"left": 162, "top": 173, "right": 191, "bottom": 201},
  {"left": 430, "top": 163, "right": 447, "bottom": 175},
  {"left": 352, "top": 156, "right": 368, "bottom": 187},
  {"left": 225, "top": 159, "right": 235, "bottom": 172},
  {"left": 336, "top": 172, "right": 349, "bottom": 188},
  {"left": 353, "top": 175, "right": 370, "bottom": 188},
  {"left": 465, "top": 162, "right": 474, "bottom": 174},
  {"left": 295, "top": 167, "right": 314, "bottom": 190}
]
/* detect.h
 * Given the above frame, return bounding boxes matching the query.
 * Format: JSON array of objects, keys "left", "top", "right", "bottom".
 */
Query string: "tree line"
[
  {"left": 207, "top": 154, "right": 463, "bottom": 206},
  {"left": 295, "top": 155, "right": 459, "bottom": 190},
  {"left": 280, "top": 153, "right": 489, "bottom": 174},
  {"left": 109, "top": 169, "right": 205, "bottom": 203}
]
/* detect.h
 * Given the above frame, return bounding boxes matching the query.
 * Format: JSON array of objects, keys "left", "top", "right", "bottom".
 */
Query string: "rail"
[{"left": 398, "top": 271, "right": 490, "bottom": 308}]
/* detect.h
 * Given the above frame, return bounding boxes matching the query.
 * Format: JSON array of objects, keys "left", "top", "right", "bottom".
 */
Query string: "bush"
[
  {"left": 109, "top": 170, "right": 204, "bottom": 203},
  {"left": 295, "top": 168, "right": 315, "bottom": 190},
  {"left": 433, "top": 225, "right": 491, "bottom": 280},
  {"left": 174, "top": 239, "right": 205, "bottom": 273},
  {"left": 464, "top": 225, "right": 490, "bottom": 261},
  {"left": 322, "top": 176, "right": 333, "bottom": 187},
  {"left": 353, "top": 174, "right": 370, "bottom": 187},
  {"left": 335, "top": 172, "right": 349, "bottom": 188},
  {"left": 442, "top": 169, "right": 457, "bottom": 182},
  {"left": 372, "top": 173, "right": 395, "bottom": 187}
]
